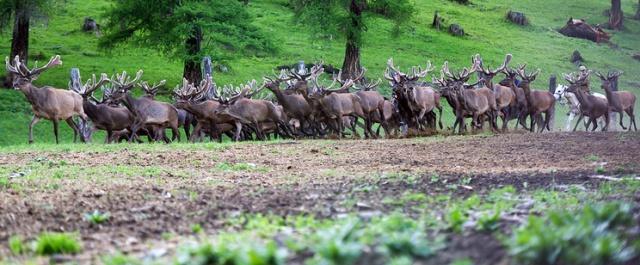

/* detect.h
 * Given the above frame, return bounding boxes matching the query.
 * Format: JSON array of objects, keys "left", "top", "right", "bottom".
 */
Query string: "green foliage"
[
  {"left": 309, "top": 220, "right": 364, "bottom": 265},
  {"left": 191, "top": 223, "right": 203, "bottom": 234},
  {"left": 446, "top": 207, "right": 467, "bottom": 233},
  {"left": 102, "top": 253, "right": 141, "bottom": 265},
  {"left": 507, "top": 203, "right": 637, "bottom": 265},
  {"left": 34, "top": 232, "right": 82, "bottom": 255},
  {"left": 175, "top": 238, "right": 288, "bottom": 265},
  {"left": 84, "top": 210, "right": 110, "bottom": 225},
  {"left": 100, "top": 0, "right": 274, "bottom": 62},
  {"left": 0, "top": 0, "right": 58, "bottom": 32},
  {"left": 289, "top": 0, "right": 415, "bottom": 46},
  {"left": 475, "top": 210, "right": 501, "bottom": 232},
  {"left": 8, "top": 235, "right": 25, "bottom": 255}
]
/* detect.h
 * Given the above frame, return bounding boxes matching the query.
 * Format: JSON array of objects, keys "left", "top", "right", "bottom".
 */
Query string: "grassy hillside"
[{"left": 1, "top": 0, "right": 639, "bottom": 145}]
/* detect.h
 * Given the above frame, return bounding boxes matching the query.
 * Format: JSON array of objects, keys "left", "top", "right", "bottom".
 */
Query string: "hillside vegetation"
[{"left": 1, "top": 0, "right": 639, "bottom": 145}]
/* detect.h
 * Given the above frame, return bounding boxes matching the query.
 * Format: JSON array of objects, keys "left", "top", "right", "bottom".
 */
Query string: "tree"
[
  {"left": 634, "top": 0, "right": 640, "bottom": 20},
  {"left": 0, "top": 0, "right": 55, "bottom": 87},
  {"left": 609, "top": 0, "right": 623, "bottom": 30},
  {"left": 100, "top": 0, "right": 274, "bottom": 84},
  {"left": 290, "top": 0, "right": 414, "bottom": 80}
]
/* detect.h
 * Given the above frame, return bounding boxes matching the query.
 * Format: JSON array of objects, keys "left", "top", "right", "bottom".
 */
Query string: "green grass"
[
  {"left": 1, "top": 0, "right": 639, "bottom": 145},
  {"left": 34, "top": 232, "right": 82, "bottom": 255}
]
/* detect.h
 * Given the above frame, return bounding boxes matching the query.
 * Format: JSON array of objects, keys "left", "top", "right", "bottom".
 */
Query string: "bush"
[
  {"left": 34, "top": 232, "right": 82, "bottom": 255},
  {"left": 507, "top": 203, "right": 637, "bottom": 265}
]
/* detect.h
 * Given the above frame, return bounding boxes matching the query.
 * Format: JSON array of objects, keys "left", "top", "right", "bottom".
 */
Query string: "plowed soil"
[{"left": 1, "top": 132, "right": 639, "bottom": 263}]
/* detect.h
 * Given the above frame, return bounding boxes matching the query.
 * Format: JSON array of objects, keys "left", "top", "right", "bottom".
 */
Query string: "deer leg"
[
  {"left": 572, "top": 114, "right": 584, "bottom": 132},
  {"left": 626, "top": 108, "right": 637, "bottom": 131},
  {"left": 437, "top": 106, "right": 444, "bottom": 130},
  {"left": 24, "top": 115, "right": 35, "bottom": 143},
  {"left": 190, "top": 122, "right": 203, "bottom": 143},
  {"left": 52, "top": 119, "right": 60, "bottom": 144},
  {"left": 106, "top": 129, "right": 113, "bottom": 144},
  {"left": 128, "top": 121, "right": 143, "bottom": 143},
  {"left": 233, "top": 121, "right": 243, "bottom": 141},
  {"left": 617, "top": 111, "right": 627, "bottom": 130},
  {"left": 603, "top": 112, "right": 610, "bottom": 132},
  {"left": 171, "top": 124, "right": 180, "bottom": 143},
  {"left": 64, "top": 118, "right": 79, "bottom": 143}
]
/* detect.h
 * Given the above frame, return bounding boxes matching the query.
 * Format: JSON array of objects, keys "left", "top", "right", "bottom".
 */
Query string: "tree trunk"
[
  {"left": 340, "top": 0, "right": 364, "bottom": 81},
  {"left": 634, "top": 0, "right": 640, "bottom": 20},
  {"left": 4, "top": 6, "right": 30, "bottom": 88},
  {"left": 609, "top": 0, "right": 624, "bottom": 30},
  {"left": 182, "top": 25, "right": 203, "bottom": 84}
]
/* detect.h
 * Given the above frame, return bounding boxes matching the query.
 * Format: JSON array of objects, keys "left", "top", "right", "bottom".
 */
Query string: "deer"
[
  {"left": 68, "top": 69, "right": 137, "bottom": 143},
  {"left": 595, "top": 71, "right": 637, "bottom": 131},
  {"left": 107, "top": 70, "right": 181, "bottom": 143},
  {"left": 474, "top": 54, "right": 516, "bottom": 131},
  {"left": 515, "top": 65, "right": 556, "bottom": 132},
  {"left": 141, "top": 81, "right": 196, "bottom": 139},
  {"left": 384, "top": 58, "right": 443, "bottom": 132},
  {"left": 552, "top": 80, "right": 606, "bottom": 131},
  {"left": 213, "top": 80, "right": 293, "bottom": 141},
  {"left": 563, "top": 72, "right": 610, "bottom": 131},
  {"left": 333, "top": 68, "right": 386, "bottom": 138},
  {"left": 441, "top": 61, "right": 499, "bottom": 133},
  {"left": 5, "top": 55, "right": 89, "bottom": 144},
  {"left": 298, "top": 65, "right": 365, "bottom": 138},
  {"left": 263, "top": 70, "right": 316, "bottom": 137}
]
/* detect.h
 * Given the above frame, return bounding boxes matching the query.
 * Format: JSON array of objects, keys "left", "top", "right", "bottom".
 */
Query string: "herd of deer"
[{"left": 4, "top": 53, "right": 637, "bottom": 144}]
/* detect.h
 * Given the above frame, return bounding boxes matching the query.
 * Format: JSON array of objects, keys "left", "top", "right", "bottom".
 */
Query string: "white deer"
[{"left": 553, "top": 84, "right": 607, "bottom": 131}]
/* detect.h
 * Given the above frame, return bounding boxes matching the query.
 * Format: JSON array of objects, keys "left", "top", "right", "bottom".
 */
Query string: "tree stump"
[
  {"left": 634, "top": 0, "right": 640, "bottom": 20},
  {"left": 507, "top": 11, "right": 529, "bottom": 26},
  {"left": 632, "top": 53, "right": 640, "bottom": 61},
  {"left": 571, "top": 50, "right": 584, "bottom": 65},
  {"left": 432, "top": 11, "right": 444, "bottom": 30},
  {"left": 82, "top": 17, "right": 100, "bottom": 32},
  {"left": 449, "top": 24, "right": 465, "bottom": 36},
  {"left": 608, "top": 0, "right": 624, "bottom": 30}
]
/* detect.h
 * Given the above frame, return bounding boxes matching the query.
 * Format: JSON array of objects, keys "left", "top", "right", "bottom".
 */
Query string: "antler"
[
  {"left": 111, "top": 70, "right": 143, "bottom": 90},
  {"left": 83, "top": 73, "right": 110, "bottom": 96},
  {"left": 355, "top": 78, "right": 382, "bottom": 91},
  {"left": 409, "top": 61, "right": 434, "bottom": 80},
  {"left": 6, "top": 55, "right": 62, "bottom": 79},
  {"left": 139, "top": 80, "right": 167, "bottom": 97}
]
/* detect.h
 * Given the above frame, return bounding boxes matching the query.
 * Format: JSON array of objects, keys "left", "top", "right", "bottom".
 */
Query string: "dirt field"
[{"left": 1, "top": 132, "right": 639, "bottom": 263}]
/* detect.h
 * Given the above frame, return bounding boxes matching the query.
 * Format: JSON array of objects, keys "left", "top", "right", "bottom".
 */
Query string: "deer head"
[
  {"left": 516, "top": 64, "right": 540, "bottom": 85},
  {"left": 108, "top": 70, "right": 144, "bottom": 103},
  {"left": 475, "top": 54, "right": 512, "bottom": 86},
  {"left": 5, "top": 55, "right": 62, "bottom": 90},
  {"left": 594, "top": 70, "right": 623, "bottom": 91}
]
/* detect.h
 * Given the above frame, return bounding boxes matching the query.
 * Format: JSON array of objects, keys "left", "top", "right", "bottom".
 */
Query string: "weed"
[
  {"left": 585, "top": 154, "right": 600, "bottom": 162},
  {"left": 595, "top": 165, "right": 606, "bottom": 174},
  {"left": 507, "top": 203, "right": 636, "bottom": 265},
  {"left": 34, "top": 232, "right": 82, "bottom": 255},
  {"left": 84, "top": 210, "right": 110, "bottom": 225},
  {"left": 191, "top": 223, "right": 203, "bottom": 234},
  {"left": 429, "top": 174, "right": 440, "bottom": 184},
  {"left": 446, "top": 207, "right": 467, "bottom": 233},
  {"left": 8, "top": 235, "right": 25, "bottom": 255},
  {"left": 310, "top": 220, "right": 363, "bottom": 265},
  {"left": 476, "top": 210, "right": 501, "bottom": 232}
]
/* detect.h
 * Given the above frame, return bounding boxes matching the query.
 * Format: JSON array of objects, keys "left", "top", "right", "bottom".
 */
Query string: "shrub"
[
  {"left": 507, "top": 203, "right": 637, "bottom": 265},
  {"left": 34, "top": 232, "right": 82, "bottom": 255}
]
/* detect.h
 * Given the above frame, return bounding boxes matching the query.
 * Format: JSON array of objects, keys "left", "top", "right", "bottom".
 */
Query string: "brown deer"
[
  {"left": 5, "top": 55, "right": 88, "bottom": 144},
  {"left": 516, "top": 65, "right": 556, "bottom": 132},
  {"left": 441, "top": 61, "right": 499, "bottom": 132},
  {"left": 214, "top": 81, "right": 293, "bottom": 141},
  {"left": 384, "top": 58, "right": 443, "bottom": 131},
  {"left": 69, "top": 70, "right": 137, "bottom": 143},
  {"left": 499, "top": 68, "right": 530, "bottom": 130},
  {"left": 140, "top": 79, "right": 195, "bottom": 140},
  {"left": 334, "top": 68, "right": 386, "bottom": 138},
  {"left": 108, "top": 70, "right": 181, "bottom": 142},
  {"left": 174, "top": 76, "right": 221, "bottom": 142},
  {"left": 474, "top": 54, "right": 516, "bottom": 131},
  {"left": 594, "top": 71, "right": 637, "bottom": 131},
  {"left": 564, "top": 72, "right": 610, "bottom": 131},
  {"left": 263, "top": 70, "right": 316, "bottom": 136}
]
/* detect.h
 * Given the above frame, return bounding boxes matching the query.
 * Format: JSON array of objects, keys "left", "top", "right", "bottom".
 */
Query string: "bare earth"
[{"left": 1, "top": 132, "right": 639, "bottom": 262}]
